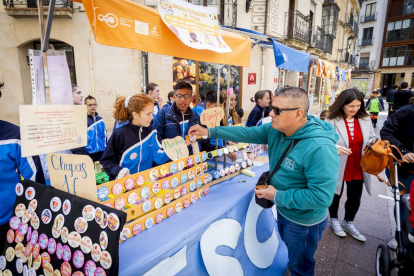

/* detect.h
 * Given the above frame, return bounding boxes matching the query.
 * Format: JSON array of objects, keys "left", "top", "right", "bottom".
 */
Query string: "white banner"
[{"left": 158, "top": 0, "right": 231, "bottom": 53}]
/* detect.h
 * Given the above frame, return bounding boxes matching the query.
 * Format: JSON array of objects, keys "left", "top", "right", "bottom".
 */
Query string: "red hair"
[{"left": 113, "top": 94, "right": 154, "bottom": 123}]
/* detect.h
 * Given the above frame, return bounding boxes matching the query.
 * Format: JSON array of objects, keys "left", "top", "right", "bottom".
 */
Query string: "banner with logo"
[{"left": 158, "top": 0, "right": 231, "bottom": 53}]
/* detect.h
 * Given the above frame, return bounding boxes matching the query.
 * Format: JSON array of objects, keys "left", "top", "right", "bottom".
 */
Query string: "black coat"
[{"left": 393, "top": 90, "right": 414, "bottom": 110}]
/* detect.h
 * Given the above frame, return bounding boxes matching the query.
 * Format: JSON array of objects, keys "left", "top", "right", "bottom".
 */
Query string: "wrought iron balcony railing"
[
  {"left": 285, "top": 10, "right": 310, "bottom": 44},
  {"left": 3, "top": 0, "right": 73, "bottom": 9},
  {"left": 360, "top": 12, "right": 377, "bottom": 23},
  {"left": 359, "top": 37, "right": 374, "bottom": 46},
  {"left": 308, "top": 26, "right": 325, "bottom": 51},
  {"left": 358, "top": 62, "right": 369, "bottom": 69}
]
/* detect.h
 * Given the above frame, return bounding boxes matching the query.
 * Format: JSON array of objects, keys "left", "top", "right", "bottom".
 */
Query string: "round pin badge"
[
  {"left": 145, "top": 217, "right": 154, "bottom": 229},
  {"left": 208, "top": 173, "right": 213, "bottom": 182},
  {"left": 132, "top": 224, "right": 142, "bottom": 236},
  {"left": 230, "top": 165, "right": 235, "bottom": 173},
  {"left": 73, "top": 271, "right": 84, "bottom": 276},
  {"left": 43, "top": 263, "right": 53, "bottom": 276},
  {"left": 26, "top": 226, "right": 32, "bottom": 242},
  {"left": 84, "top": 260, "right": 96, "bottom": 276},
  {"left": 223, "top": 147, "right": 229, "bottom": 155},
  {"left": 127, "top": 192, "right": 138, "bottom": 205},
  {"left": 161, "top": 179, "right": 170, "bottom": 190},
  {"left": 164, "top": 193, "right": 172, "bottom": 204},
  {"left": 234, "top": 145, "right": 239, "bottom": 151},
  {"left": 225, "top": 168, "right": 230, "bottom": 175},
  {"left": 119, "top": 228, "right": 130, "bottom": 241},
  {"left": 173, "top": 189, "right": 180, "bottom": 199},
  {"left": 32, "top": 255, "right": 41, "bottom": 270},
  {"left": 60, "top": 262, "right": 71, "bottom": 276},
  {"left": 41, "top": 209, "right": 52, "bottom": 224},
  {"left": 95, "top": 208, "right": 104, "bottom": 225},
  {"left": 5, "top": 247, "right": 15, "bottom": 262},
  {"left": 25, "top": 187, "right": 35, "bottom": 201},
  {"left": 183, "top": 198, "right": 190, "bottom": 208},
  {"left": 180, "top": 186, "right": 188, "bottom": 196},
  {"left": 124, "top": 177, "right": 135, "bottom": 190},
  {"left": 97, "top": 186, "right": 109, "bottom": 200},
  {"left": 7, "top": 229, "right": 15, "bottom": 244},
  {"left": 217, "top": 149, "right": 223, "bottom": 157},
  {"left": 82, "top": 205, "right": 96, "bottom": 221},
  {"left": 114, "top": 197, "right": 125, "bottom": 210},
  {"left": 30, "top": 230, "right": 38, "bottom": 245},
  {"left": 16, "top": 183, "right": 24, "bottom": 196},
  {"left": 136, "top": 175, "right": 146, "bottom": 186},
  {"left": 180, "top": 173, "right": 187, "bottom": 183},
  {"left": 73, "top": 250, "right": 85, "bottom": 269},
  {"left": 187, "top": 157, "right": 193, "bottom": 167},
  {"left": 94, "top": 267, "right": 106, "bottom": 276},
  {"left": 22, "top": 210, "right": 32, "bottom": 224},
  {"left": 202, "top": 163, "right": 208, "bottom": 172},
  {"left": 241, "top": 161, "right": 247, "bottom": 169},
  {"left": 80, "top": 236, "right": 92, "bottom": 254},
  {"left": 242, "top": 143, "right": 248, "bottom": 149},
  {"left": 39, "top": 234, "right": 49, "bottom": 249},
  {"left": 108, "top": 213, "right": 120, "bottom": 231},
  {"left": 52, "top": 227, "right": 62, "bottom": 240},
  {"left": 177, "top": 161, "right": 185, "bottom": 171},
  {"left": 53, "top": 214, "right": 65, "bottom": 230},
  {"left": 15, "top": 203, "right": 26, "bottom": 217},
  {"left": 62, "top": 245, "right": 71, "bottom": 262},
  {"left": 160, "top": 165, "right": 168, "bottom": 177},
  {"left": 207, "top": 152, "right": 214, "bottom": 160},
  {"left": 235, "top": 164, "right": 241, "bottom": 171},
  {"left": 155, "top": 212, "right": 164, "bottom": 224},
  {"left": 91, "top": 244, "right": 101, "bottom": 262},
  {"left": 56, "top": 243, "right": 63, "bottom": 260},
  {"left": 166, "top": 207, "right": 174, "bottom": 217},
  {"left": 18, "top": 222, "right": 29, "bottom": 236},
  {"left": 247, "top": 158, "right": 253, "bottom": 166},
  {"left": 74, "top": 217, "right": 88, "bottom": 234},
  {"left": 15, "top": 243, "right": 24, "bottom": 258},
  {"left": 61, "top": 227, "right": 68, "bottom": 243},
  {"left": 140, "top": 187, "right": 150, "bottom": 199},
  {"left": 169, "top": 163, "right": 177, "bottom": 173},
  {"left": 142, "top": 200, "right": 151, "bottom": 213},
  {"left": 3, "top": 270, "right": 12, "bottom": 276},
  {"left": 16, "top": 258, "right": 23, "bottom": 273},
  {"left": 199, "top": 189, "right": 205, "bottom": 198},
  {"left": 195, "top": 167, "right": 202, "bottom": 177},
  {"left": 154, "top": 198, "right": 163, "bottom": 209},
  {"left": 48, "top": 238, "right": 57, "bottom": 254},
  {"left": 100, "top": 212, "right": 108, "bottom": 229},
  {"left": 99, "top": 231, "right": 108, "bottom": 250},
  {"left": 195, "top": 154, "right": 201, "bottom": 164},
  {"left": 189, "top": 182, "right": 196, "bottom": 192},
  {"left": 175, "top": 202, "right": 183, "bottom": 213},
  {"left": 191, "top": 194, "right": 197, "bottom": 204},
  {"left": 15, "top": 232, "right": 24, "bottom": 244},
  {"left": 202, "top": 152, "right": 208, "bottom": 161},
  {"left": 228, "top": 146, "right": 234, "bottom": 153},
  {"left": 197, "top": 179, "right": 203, "bottom": 188},
  {"left": 152, "top": 182, "right": 161, "bottom": 194},
  {"left": 62, "top": 199, "right": 71, "bottom": 216},
  {"left": 41, "top": 252, "right": 51, "bottom": 267},
  {"left": 0, "top": 255, "right": 5, "bottom": 270},
  {"left": 219, "top": 169, "right": 225, "bottom": 177},
  {"left": 50, "top": 197, "right": 61, "bottom": 212},
  {"left": 188, "top": 169, "right": 195, "bottom": 180},
  {"left": 202, "top": 174, "right": 209, "bottom": 184},
  {"left": 111, "top": 183, "right": 123, "bottom": 196},
  {"left": 68, "top": 232, "right": 81, "bottom": 248},
  {"left": 171, "top": 177, "right": 179, "bottom": 188},
  {"left": 149, "top": 169, "right": 158, "bottom": 180},
  {"left": 204, "top": 186, "right": 210, "bottom": 195}
]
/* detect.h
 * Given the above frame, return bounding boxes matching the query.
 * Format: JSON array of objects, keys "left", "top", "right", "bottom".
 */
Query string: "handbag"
[{"left": 255, "top": 139, "right": 300, "bottom": 208}]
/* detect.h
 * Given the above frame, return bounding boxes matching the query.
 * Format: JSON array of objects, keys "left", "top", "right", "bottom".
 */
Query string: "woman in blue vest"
[
  {"left": 245, "top": 90, "right": 271, "bottom": 127},
  {"left": 100, "top": 94, "right": 170, "bottom": 180}
]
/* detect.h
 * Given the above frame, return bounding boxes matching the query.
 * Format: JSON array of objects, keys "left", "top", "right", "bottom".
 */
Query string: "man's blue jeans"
[{"left": 277, "top": 212, "right": 327, "bottom": 276}]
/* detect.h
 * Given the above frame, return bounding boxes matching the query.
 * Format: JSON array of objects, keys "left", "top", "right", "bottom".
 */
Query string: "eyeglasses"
[
  {"left": 271, "top": 106, "right": 299, "bottom": 115},
  {"left": 87, "top": 104, "right": 98, "bottom": 107},
  {"left": 175, "top": 94, "right": 192, "bottom": 100}
]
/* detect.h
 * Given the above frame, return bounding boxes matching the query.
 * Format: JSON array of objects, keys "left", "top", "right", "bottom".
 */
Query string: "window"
[
  {"left": 365, "top": 3, "right": 376, "bottom": 21},
  {"left": 322, "top": 3, "right": 339, "bottom": 38},
  {"left": 386, "top": 19, "right": 412, "bottom": 42},
  {"left": 359, "top": 57, "right": 370, "bottom": 69},
  {"left": 362, "top": 27, "right": 373, "bottom": 45},
  {"left": 404, "top": 0, "right": 414, "bottom": 15},
  {"left": 382, "top": 46, "right": 408, "bottom": 66}
]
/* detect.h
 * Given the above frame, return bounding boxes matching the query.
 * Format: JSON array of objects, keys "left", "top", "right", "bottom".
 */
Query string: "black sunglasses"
[{"left": 271, "top": 106, "right": 300, "bottom": 115}]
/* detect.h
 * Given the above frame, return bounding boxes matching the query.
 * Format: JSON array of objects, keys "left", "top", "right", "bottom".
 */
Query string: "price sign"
[
  {"left": 162, "top": 136, "right": 190, "bottom": 161},
  {"left": 200, "top": 107, "right": 224, "bottom": 128}
]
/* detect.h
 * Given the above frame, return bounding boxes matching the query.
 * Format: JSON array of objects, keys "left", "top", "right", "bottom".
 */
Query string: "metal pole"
[
  {"left": 223, "top": 64, "right": 231, "bottom": 168},
  {"left": 215, "top": 65, "right": 221, "bottom": 170}
]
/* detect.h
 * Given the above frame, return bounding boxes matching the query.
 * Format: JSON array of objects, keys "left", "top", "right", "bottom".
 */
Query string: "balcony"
[
  {"left": 284, "top": 10, "right": 310, "bottom": 50},
  {"left": 308, "top": 26, "right": 325, "bottom": 54},
  {"left": 188, "top": 0, "right": 237, "bottom": 27},
  {"left": 360, "top": 13, "right": 377, "bottom": 23},
  {"left": 403, "top": 4, "right": 414, "bottom": 15},
  {"left": 324, "top": 35, "right": 333, "bottom": 55},
  {"left": 358, "top": 37, "right": 374, "bottom": 46},
  {"left": 358, "top": 62, "right": 370, "bottom": 70},
  {"left": 3, "top": 0, "right": 74, "bottom": 18}
]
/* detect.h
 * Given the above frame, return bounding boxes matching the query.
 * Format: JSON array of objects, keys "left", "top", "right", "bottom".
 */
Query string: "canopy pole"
[
  {"left": 223, "top": 64, "right": 231, "bottom": 168},
  {"left": 214, "top": 65, "right": 222, "bottom": 170}
]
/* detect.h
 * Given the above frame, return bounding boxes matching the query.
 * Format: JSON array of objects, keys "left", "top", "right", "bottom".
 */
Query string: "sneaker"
[
  {"left": 331, "top": 218, "right": 346, "bottom": 237},
  {"left": 342, "top": 221, "right": 366, "bottom": 242},
  {"left": 387, "top": 238, "right": 398, "bottom": 250}
]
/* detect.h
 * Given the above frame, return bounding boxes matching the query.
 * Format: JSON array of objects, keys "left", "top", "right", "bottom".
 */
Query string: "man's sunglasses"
[{"left": 271, "top": 106, "right": 300, "bottom": 115}]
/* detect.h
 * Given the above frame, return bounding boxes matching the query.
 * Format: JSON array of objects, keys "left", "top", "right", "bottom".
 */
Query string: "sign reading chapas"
[{"left": 158, "top": 0, "right": 231, "bottom": 53}]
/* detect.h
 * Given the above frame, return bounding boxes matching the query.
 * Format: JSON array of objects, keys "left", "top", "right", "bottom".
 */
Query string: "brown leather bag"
[{"left": 361, "top": 138, "right": 407, "bottom": 194}]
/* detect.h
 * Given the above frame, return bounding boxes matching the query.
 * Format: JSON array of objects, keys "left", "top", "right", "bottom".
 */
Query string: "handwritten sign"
[
  {"left": 162, "top": 136, "right": 189, "bottom": 161},
  {"left": 47, "top": 153, "right": 98, "bottom": 202},
  {"left": 200, "top": 107, "right": 224, "bottom": 128}
]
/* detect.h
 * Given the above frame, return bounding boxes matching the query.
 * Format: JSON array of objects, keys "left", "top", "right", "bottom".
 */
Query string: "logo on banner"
[{"left": 98, "top": 13, "right": 119, "bottom": 28}]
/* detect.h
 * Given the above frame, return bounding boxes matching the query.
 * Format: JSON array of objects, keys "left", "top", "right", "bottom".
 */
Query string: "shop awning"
[{"left": 69, "top": 0, "right": 251, "bottom": 66}]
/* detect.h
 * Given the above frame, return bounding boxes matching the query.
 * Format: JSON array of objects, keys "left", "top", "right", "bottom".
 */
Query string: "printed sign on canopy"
[{"left": 158, "top": 0, "right": 231, "bottom": 53}]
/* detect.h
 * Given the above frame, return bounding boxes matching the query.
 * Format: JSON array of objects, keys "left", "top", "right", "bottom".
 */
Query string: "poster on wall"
[
  {"left": 351, "top": 78, "right": 368, "bottom": 95},
  {"left": 173, "top": 57, "right": 196, "bottom": 106},
  {"left": 158, "top": 0, "right": 231, "bottom": 53}
]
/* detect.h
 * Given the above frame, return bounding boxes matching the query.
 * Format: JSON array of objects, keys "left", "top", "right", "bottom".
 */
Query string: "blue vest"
[{"left": 86, "top": 113, "right": 107, "bottom": 154}]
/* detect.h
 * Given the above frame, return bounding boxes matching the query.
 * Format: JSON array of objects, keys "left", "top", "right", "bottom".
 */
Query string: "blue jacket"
[
  {"left": 0, "top": 120, "right": 44, "bottom": 225},
  {"left": 100, "top": 123, "right": 170, "bottom": 180},
  {"left": 114, "top": 120, "right": 129, "bottom": 130},
  {"left": 365, "top": 97, "right": 385, "bottom": 112},
  {"left": 245, "top": 104, "right": 267, "bottom": 127},
  {"left": 192, "top": 105, "right": 205, "bottom": 117},
  {"left": 86, "top": 113, "right": 106, "bottom": 154}
]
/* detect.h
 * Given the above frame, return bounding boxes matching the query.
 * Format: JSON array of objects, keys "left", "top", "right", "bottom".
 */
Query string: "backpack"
[{"left": 361, "top": 138, "right": 407, "bottom": 194}]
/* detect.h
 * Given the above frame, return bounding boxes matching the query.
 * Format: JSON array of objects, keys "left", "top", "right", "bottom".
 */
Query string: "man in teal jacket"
[{"left": 189, "top": 87, "right": 339, "bottom": 276}]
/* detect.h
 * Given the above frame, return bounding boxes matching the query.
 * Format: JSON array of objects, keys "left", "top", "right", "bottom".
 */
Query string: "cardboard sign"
[
  {"left": 162, "top": 136, "right": 189, "bottom": 161},
  {"left": 200, "top": 107, "right": 224, "bottom": 128},
  {"left": 19, "top": 105, "right": 87, "bottom": 157},
  {"left": 47, "top": 153, "right": 98, "bottom": 202}
]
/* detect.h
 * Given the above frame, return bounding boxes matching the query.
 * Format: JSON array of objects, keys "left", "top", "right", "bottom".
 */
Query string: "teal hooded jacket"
[{"left": 209, "top": 115, "right": 339, "bottom": 226}]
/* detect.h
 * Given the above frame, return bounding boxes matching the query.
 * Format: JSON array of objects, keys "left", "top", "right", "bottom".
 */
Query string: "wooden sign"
[
  {"left": 200, "top": 107, "right": 224, "bottom": 128},
  {"left": 162, "top": 136, "right": 189, "bottom": 161},
  {"left": 46, "top": 153, "right": 98, "bottom": 202}
]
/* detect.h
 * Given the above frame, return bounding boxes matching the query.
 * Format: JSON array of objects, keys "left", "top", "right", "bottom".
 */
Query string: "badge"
[
  {"left": 24, "top": 242, "right": 32, "bottom": 258},
  {"left": 225, "top": 168, "right": 230, "bottom": 175},
  {"left": 68, "top": 232, "right": 81, "bottom": 248},
  {"left": 62, "top": 245, "right": 71, "bottom": 262},
  {"left": 5, "top": 247, "right": 15, "bottom": 262},
  {"left": 180, "top": 173, "right": 187, "bottom": 183},
  {"left": 91, "top": 244, "right": 101, "bottom": 262},
  {"left": 204, "top": 186, "right": 210, "bottom": 195},
  {"left": 195, "top": 167, "right": 202, "bottom": 177},
  {"left": 51, "top": 227, "right": 60, "bottom": 242},
  {"left": 32, "top": 255, "right": 41, "bottom": 270},
  {"left": 26, "top": 226, "right": 32, "bottom": 242},
  {"left": 47, "top": 238, "right": 57, "bottom": 254},
  {"left": 189, "top": 182, "right": 196, "bottom": 192},
  {"left": 50, "top": 197, "right": 62, "bottom": 212},
  {"left": 124, "top": 178, "right": 135, "bottom": 190},
  {"left": 175, "top": 202, "right": 183, "bottom": 213},
  {"left": 229, "top": 146, "right": 234, "bottom": 153},
  {"left": 94, "top": 268, "right": 106, "bottom": 276},
  {"left": 61, "top": 227, "right": 68, "bottom": 243},
  {"left": 38, "top": 233, "right": 48, "bottom": 249},
  {"left": 241, "top": 161, "right": 247, "bottom": 169},
  {"left": 21, "top": 210, "right": 32, "bottom": 224},
  {"left": 80, "top": 236, "right": 92, "bottom": 254},
  {"left": 84, "top": 260, "right": 96, "bottom": 276},
  {"left": 171, "top": 177, "right": 179, "bottom": 188},
  {"left": 73, "top": 217, "right": 87, "bottom": 234},
  {"left": 173, "top": 189, "right": 180, "bottom": 199},
  {"left": 199, "top": 189, "right": 205, "bottom": 198},
  {"left": 142, "top": 201, "right": 151, "bottom": 212},
  {"left": 230, "top": 165, "right": 235, "bottom": 173},
  {"left": 161, "top": 179, "right": 170, "bottom": 190},
  {"left": 55, "top": 243, "right": 63, "bottom": 260},
  {"left": 208, "top": 173, "right": 213, "bottom": 182},
  {"left": 15, "top": 232, "right": 24, "bottom": 244},
  {"left": 154, "top": 198, "right": 163, "bottom": 209},
  {"left": 41, "top": 209, "right": 52, "bottom": 224},
  {"left": 0, "top": 255, "right": 5, "bottom": 270},
  {"left": 177, "top": 161, "right": 185, "bottom": 171},
  {"left": 136, "top": 175, "right": 146, "bottom": 186},
  {"left": 164, "top": 193, "right": 172, "bottom": 204},
  {"left": 140, "top": 187, "right": 150, "bottom": 199},
  {"left": 119, "top": 227, "right": 130, "bottom": 241},
  {"left": 191, "top": 194, "right": 197, "bottom": 204},
  {"left": 130, "top": 152, "right": 137, "bottom": 160},
  {"left": 100, "top": 212, "right": 108, "bottom": 229},
  {"left": 235, "top": 164, "right": 240, "bottom": 171},
  {"left": 220, "top": 169, "right": 225, "bottom": 177},
  {"left": 170, "top": 163, "right": 177, "bottom": 173},
  {"left": 127, "top": 192, "right": 138, "bottom": 205},
  {"left": 7, "top": 229, "right": 15, "bottom": 244},
  {"left": 30, "top": 230, "right": 38, "bottom": 245},
  {"left": 247, "top": 158, "right": 253, "bottom": 166},
  {"left": 183, "top": 198, "right": 190, "bottom": 208},
  {"left": 111, "top": 183, "right": 123, "bottom": 195},
  {"left": 82, "top": 205, "right": 95, "bottom": 221},
  {"left": 16, "top": 258, "right": 23, "bottom": 273},
  {"left": 41, "top": 252, "right": 51, "bottom": 267},
  {"left": 234, "top": 145, "right": 239, "bottom": 151},
  {"left": 195, "top": 154, "right": 201, "bottom": 164},
  {"left": 99, "top": 231, "right": 108, "bottom": 250},
  {"left": 152, "top": 182, "right": 161, "bottom": 194},
  {"left": 145, "top": 217, "right": 154, "bottom": 229},
  {"left": 155, "top": 212, "right": 164, "bottom": 224},
  {"left": 97, "top": 186, "right": 109, "bottom": 200},
  {"left": 202, "top": 152, "right": 208, "bottom": 161},
  {"left": 15, "top": 203, "right": 26, "bottom": 217},
  {"left": 202, "top": 163, "right": 208, "bottom": 172},
  {"left": 108, "top": 213, "right": 120, "bottom": 231},
  {"left": 114, "top": 197, "right": 125, "bottom": 210},
  {"left": 73, "top": 272, "right": 84, "bottom": 276},
  {"left": 95, "top": 208, "right": 104, "bottom": 225},
  {"left": 28, "top": 267, "right": 36, "bottom": 276},
  {"left": 132, "top": 224, "right": 142, "bottom": 236},
  {"left": 188, "top": 169, "right": 195, "bottom": 180},
  {"left": 25, "top": 187, "right": 35, "bottom": 200},
  {"left": 73, "top": 250, "right": 85, "bottom": 269},
  {"left": 167, "top": 207, "right": 174, "bottom": 217},
  {"left": 181, "top": 186, "right": 188, "bottom": 196},
  {"left": 16, "top": 183, "right": 24, "bottom": 196},
  {"left": 3, "top": 270, "right": 12, "bottom": 276},
  {"left": 223, "top": 148, "right": 229, "bottom": 155},
  {"left": 43, "top": 263, "right": 53, "bottom": 276},
  {"left": 53, "top": 214, "right": 65, "bottom": 230},
  {"left": 30, "top": 213, "right": 39, "bottom": 230},
  {"left": 149, "top": 169, "right": 158, "bottom": 180},
  {"left": 60, "top": 262, "right": 71, "bottom": 276},
  {"left": 16, "top": 224, "right": 27, "bottom": 238},
  {"left": 187, "top": 157, "right": 193, "bottom": 167},
  {"left": 217, "top": 149, "right": 223, "bottom": 157},
  {"left": 15, "top": 243, "right": 24, "bottom": 258},
  {"left": 160, "top": 165, "right": 168, "bottom": 177}
]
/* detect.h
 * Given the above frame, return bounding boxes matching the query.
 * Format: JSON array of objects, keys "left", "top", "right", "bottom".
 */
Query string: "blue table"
[{"left": 119, "top": 158, "right": 288, "bottom": 275}]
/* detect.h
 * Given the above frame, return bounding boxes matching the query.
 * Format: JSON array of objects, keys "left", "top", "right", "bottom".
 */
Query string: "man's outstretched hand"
[{"left": 189, "top": 124, "right": 209, "bottom": 137}]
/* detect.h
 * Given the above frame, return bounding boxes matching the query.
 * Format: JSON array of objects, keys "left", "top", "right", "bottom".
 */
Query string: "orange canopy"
[{"left": 69, "top": 0, "right": 251, "bottom": 66}]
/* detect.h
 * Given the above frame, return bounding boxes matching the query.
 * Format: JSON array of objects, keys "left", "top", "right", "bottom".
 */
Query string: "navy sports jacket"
[{"left": 245, "top": 104, "right": 267, "bottom": 127}]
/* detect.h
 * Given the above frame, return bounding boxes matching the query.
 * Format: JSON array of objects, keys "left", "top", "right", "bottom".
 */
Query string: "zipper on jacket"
[{"left": 182, "top": 113, "right": 185, "bottom": 138}]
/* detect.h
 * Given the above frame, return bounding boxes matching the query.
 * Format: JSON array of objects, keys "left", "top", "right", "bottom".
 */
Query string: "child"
[
  {"left": 193, "top": 90, "right": 224, "bottom": 117},
  {"left": 100, "top": 94, "right": 170, "bottom": 180},
  {"left": 365, "top": 90, "right": 385, "bottom": 128},
  {"left": 245, "top": 90, "right": 271, "bottom": 127}
]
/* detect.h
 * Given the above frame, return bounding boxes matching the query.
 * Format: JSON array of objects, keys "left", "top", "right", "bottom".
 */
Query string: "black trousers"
[{"left": 329, "top": 179, "right": 364, "bottom": 222}]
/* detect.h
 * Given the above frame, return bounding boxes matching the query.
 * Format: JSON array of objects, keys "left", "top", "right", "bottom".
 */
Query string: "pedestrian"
[
  {"left": 386, "top": 84, "right": 398, "bottom": 117},
  {"left": 245, "top": 90, "right": 271, "bottom": 127},
  {"left": 72, "top": 83, "right": 83, "bottom": 105},
  {"left": 380, "top": 98, "right": 414, "bottom": 250},
  {"left": 142, "top": 83, "right": 163, "bottom": 120},
  {"left": 393, "top": 82, "right": 414, "bottom": 111},
  {"left": 365, "top": 90, "right": 385, "bottom": 128},
  {"left": 163, "top": 91, "right": 175, "bottom": 109},
  {"left": 326, "top": 88, "right": 376, "bottom": 242},
  {"left": 189, "top": 87, "right": 339, "bottom": 276},
  {"left": 100, "top": 94, "right": 169, "bottom": 180}
]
